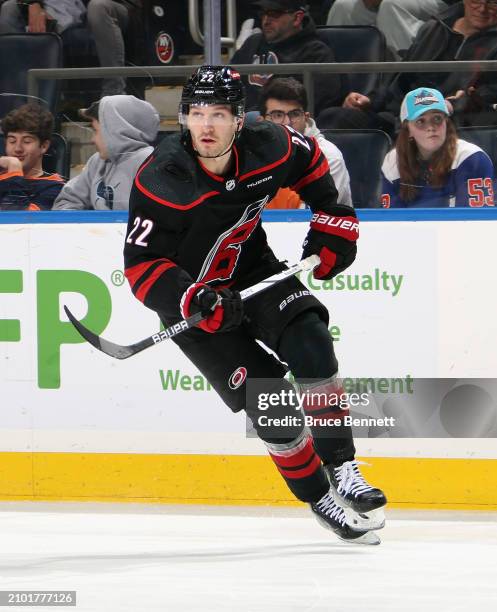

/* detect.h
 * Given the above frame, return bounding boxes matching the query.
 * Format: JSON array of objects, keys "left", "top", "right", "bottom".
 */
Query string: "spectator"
[
  {"left": 231, "top": 0, "right": 345, "bottom": 115},
  {"left": 0, "top": 0, "right": 139, "bottom": 96},
  {"left": 0, "top": 0, "right": 85, "bottom": 34},
  {"left": 52, "top": 95, "right": 158, "bottom": 210},
  {"left": 259, "top": 77, "right": 352, "bottom": 207},
  {"left": 381, "top": 87, "right": 494, "bottom": 207},
  {"left": 319, "top": 0, "right": 497, "bottom": 134},
  {"left": 86, "top": 0, "right": 141, "bottom": 96},
  {"left": 0, "top": 103, "right": 64, "bottom": 210},
  {"left": 326, "top": 0, "right": 458, "bottom": 56}
]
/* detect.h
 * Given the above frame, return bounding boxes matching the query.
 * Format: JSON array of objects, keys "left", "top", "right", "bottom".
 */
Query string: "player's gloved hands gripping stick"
[
  {"left": 180, "top": 283, "right": 244, "bottom": 333},
  {"left": 302, "top": 207, "right": 359, "bottom": 280}
]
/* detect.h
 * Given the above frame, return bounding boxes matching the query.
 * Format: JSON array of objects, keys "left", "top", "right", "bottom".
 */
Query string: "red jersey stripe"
[
  {"left": 135, "top": 261, "right": 176, "bottom": 303},
  {"left": 239, "top": 128, "right": 291, "bottom": 182},
  {"left": 291, "top": 158, "right": 329, "bottom": 192},
  {"left": 198, "top": 159, "right": 224, "bottom": 182},
  {"left": 125, "top": 259, "right": 171, "bottom": 289},
  {"left": 306, "top": 137, "right": 322, "bottom": 172},
  {"left": 135, "top": 156, "right": 220, "bottom": 209}
]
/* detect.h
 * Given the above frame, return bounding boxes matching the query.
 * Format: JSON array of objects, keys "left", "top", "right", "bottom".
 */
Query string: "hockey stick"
[{"left": 63, "top": 254, "right": 320, "bottom": 360}]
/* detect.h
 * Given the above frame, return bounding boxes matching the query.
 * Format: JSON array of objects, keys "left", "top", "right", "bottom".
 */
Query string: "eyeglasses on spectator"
[{"left": 265, "top": 109, "right": 305, "bottom": 123}]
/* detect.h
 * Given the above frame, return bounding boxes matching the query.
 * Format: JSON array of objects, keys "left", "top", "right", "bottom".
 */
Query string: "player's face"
[
  {"left": 91, "top": 119, "right": 109, "bottom": 160},
  {"left": 5, "top": 131, "right": 49, "bottom": 175},
  {"left": 187, "top": 104, "right": 239, "bottom": 158},
  {"left": 463, "top": 0, "right": 497, "bottom": 31},
  {"left": 407, "top": 111, "right": 448, "bottom": 159},
  {"left": 260, "top": 9, "right": 304, "bottom": 43},
  {"left": 264, "top": 97, "right": 309, "bottom": 134}
]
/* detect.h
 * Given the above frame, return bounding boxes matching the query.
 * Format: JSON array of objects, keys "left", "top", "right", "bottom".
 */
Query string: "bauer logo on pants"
[{"left": 229, "top": 367, "right": 247, "bottom": 390}]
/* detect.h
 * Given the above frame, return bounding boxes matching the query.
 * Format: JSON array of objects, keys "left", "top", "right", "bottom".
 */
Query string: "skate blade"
[
  {"left": 329, "top": 487, "right": 385, "bottom": 531},
  {"left": 312, "top": 513, "right": 381, "bottom": 546},
  {"left": 343, "top": 506, "right": 385, "bottom": 531},
  {"left": 337, "top": 530, "right": 381, "bottom": 546}
]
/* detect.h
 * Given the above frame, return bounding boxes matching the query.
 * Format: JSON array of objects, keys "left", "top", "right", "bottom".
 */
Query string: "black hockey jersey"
[{"left": 124, "top": 121, "right": 342, "bottom": 320}]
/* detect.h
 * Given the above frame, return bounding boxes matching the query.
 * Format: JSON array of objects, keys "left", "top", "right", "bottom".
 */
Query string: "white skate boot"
[
  {"left": 310, "top": 489, "right": 380, "bottom": 545},
  {"left": 326, "top": 460, "right": 387, "bottom": 532}
]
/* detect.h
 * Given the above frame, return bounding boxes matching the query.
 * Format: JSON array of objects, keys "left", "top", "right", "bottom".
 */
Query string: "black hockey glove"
[
  {"left": 180, "top": 283, "right": 243, "bottom": 333},
  {"left": 302, "top": 208, "right": 359, "bottom": 280}
]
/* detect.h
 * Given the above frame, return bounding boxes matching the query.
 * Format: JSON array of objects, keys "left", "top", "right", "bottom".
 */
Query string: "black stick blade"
[{"left": 63, "top": 305, "right": 146, "bottom": 359}]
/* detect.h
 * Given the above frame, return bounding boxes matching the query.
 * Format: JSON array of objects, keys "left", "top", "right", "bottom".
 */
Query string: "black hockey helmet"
[{"left": 179, "top": 65, "right": 245, "bottom": 124}]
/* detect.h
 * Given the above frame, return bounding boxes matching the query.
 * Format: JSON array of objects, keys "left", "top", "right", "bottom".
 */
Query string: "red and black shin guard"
[
  {"left": 265, "top": 431, "right": 329, "bottom": 502},
  {"left": 298, "top": 375, "right": 356, "bottom": 466}
]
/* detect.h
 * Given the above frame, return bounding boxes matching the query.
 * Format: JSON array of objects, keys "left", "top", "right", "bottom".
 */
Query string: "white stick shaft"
[{"left": 239, "top": 255, "right": 320, "bottom": 301}]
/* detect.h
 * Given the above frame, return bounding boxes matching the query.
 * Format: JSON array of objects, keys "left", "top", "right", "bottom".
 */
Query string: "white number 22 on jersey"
[
  {"left": 286, "top": 125, "right": 311, "bottom": 152},
  {"left": 126, "top": 216, "right": 154, "bottom": 247}
]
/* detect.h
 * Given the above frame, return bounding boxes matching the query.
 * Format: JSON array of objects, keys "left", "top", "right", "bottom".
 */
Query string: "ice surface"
[{"left": 0, "top": 503, "right": 495, "bottom": 612}]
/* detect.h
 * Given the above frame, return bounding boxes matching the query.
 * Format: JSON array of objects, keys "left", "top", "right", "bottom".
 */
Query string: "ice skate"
[
  {"left": 310, "top": 489, "right": 380, "bottom": 545},
  {"left": 326, "top": 460, "right": 387, "bottom": 531}
]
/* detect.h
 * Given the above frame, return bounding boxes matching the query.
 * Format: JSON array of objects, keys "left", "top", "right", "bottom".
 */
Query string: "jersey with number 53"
[
  {"left": 123, "top": 120, "right": 343, "bottom": 320},
  {"left": 380, "top": 139, "right": 495, "bottom": 208}
]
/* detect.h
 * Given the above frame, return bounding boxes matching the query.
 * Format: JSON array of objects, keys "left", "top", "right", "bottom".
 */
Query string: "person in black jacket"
[
  {"left": 231, "top": 0, "right": 345, "bottom": 115},
  {"left": 319, "top": 0, "right": 497, "bottom": 133}
]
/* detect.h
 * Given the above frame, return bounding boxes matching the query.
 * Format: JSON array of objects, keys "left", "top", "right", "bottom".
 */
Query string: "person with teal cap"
[{"left": 381, "top": 87, "right": 495, "bottom": 207}]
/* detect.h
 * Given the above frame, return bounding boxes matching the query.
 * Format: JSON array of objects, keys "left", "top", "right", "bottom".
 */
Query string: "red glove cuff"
[
  {"left": 310, "top": 211, "right": 359, "bottom": 241},
  {"left": 180, "top": 283, "right": 223, "bottom": 333},
  {"left": 180, "top": 283, "right": 206, "bottom": 319}
]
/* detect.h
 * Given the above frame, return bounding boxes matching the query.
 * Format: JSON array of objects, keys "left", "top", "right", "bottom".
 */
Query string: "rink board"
[{"left": 1, "top": 210, "right": 497, "bottom": 508}]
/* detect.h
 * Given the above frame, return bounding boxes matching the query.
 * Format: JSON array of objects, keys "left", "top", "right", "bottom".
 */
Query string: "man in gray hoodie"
[{"left": 53, "top": 95, "right": 159, "bottom": 210}]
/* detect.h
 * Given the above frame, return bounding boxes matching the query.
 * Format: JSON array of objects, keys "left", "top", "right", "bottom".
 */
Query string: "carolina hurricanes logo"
[
  {"left": 228, "top": 367, "right": 247, "bottom": 390},
  {"left": 197, "top": 196, "right": 269, "bottom": 284},
  {"left": 155, "top": 32, "right": 174, "bottom": 64},
  {"left": 248, "top": 52, "right": 278, "bottom": 87},
  {"left": 226, "top": 179, "right": 236, "bottom": 191}
]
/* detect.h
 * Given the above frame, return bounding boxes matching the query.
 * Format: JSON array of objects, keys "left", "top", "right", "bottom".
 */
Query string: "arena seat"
[
  {"left": 316, "top": 25, "right": 386, "bottom": 94},
  {"left": 322, "top": 128, "right": 392, "bottom": 208},
  {"left": 0, "top": 133, "right": 71, "bottom": 180},
  {"left": 0, "top": 33, "right": 62, "bottom": 118},
  {"left": 457, "top": 126, "right": 497, "bottom": 172}
]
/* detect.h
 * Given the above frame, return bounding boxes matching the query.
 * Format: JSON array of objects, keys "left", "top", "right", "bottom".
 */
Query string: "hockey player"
[{"left": 124, "top": 65, "right": 387, "bottom": 544}]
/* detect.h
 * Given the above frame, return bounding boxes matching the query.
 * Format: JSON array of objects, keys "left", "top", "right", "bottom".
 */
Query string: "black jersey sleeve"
[
  {"left": 279, "top": 125, "right": 353, "bottom": 215},
  {"left": 279, "top": 125, "right": 359, "bottom": 274},
  {"left": 123, "top": 175, "right": 194, "bottom": 320}
]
